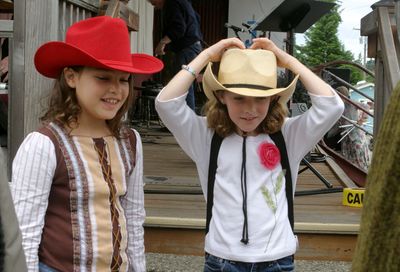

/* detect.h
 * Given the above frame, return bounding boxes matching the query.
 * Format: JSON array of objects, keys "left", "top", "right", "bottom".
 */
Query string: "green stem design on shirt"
[
  {"left": 261, "top": 170, "right": 286, "bottom": 252},
  {"left": 261, "top": 186, "right": 276, "bottom": 213},
  {"left": 261, "top": 170, "right": 285, "bottom": 212},
  {"left": 274, "top": 170, "right": 285, "bottom": 195}
]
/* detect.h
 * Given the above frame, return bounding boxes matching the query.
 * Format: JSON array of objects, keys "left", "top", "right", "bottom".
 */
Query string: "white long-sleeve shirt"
[{"left": 156, "top": 90, "right": 344, "bottom": 262}]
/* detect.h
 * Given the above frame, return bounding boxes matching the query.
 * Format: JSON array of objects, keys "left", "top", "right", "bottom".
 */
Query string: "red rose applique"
[{"left": 258, "top": 142, "right": 281, "bottom": 170}]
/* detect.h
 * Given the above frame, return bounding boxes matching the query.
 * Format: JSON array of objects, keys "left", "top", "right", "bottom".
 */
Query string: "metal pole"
[{"left": 364, "top": 36, "right": 367, "bottom": 80}]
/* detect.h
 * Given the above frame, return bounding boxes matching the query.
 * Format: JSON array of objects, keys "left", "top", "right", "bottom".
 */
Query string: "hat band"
[{"left": 223, "top": 83, "right": 272, "bottom": 90}]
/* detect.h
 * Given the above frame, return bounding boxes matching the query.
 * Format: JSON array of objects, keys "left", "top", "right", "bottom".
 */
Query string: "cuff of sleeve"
[
  {"left": 155, "top": 88, "right": 188, "bottom": 112},
  {"left": 156, "top": 87, "right": 188, "bottom": 103}
]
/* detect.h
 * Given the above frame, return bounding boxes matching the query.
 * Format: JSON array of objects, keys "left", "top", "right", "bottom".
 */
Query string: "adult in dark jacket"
[{"left": 148, "top": 0, "right": 203, "bottom": 111}]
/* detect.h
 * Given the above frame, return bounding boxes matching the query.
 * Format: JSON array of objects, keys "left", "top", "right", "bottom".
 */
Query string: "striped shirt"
[{"left": 10, "top": 122, "right": 146, "bottom": 272}]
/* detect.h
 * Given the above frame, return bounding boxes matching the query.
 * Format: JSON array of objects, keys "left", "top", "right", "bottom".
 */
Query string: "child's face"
[
  {"left": 65, "top": 67, "right": 130, "bottom": 124},
  {"left": 219, "top": 91, "right": 271, "bottom": 136}
]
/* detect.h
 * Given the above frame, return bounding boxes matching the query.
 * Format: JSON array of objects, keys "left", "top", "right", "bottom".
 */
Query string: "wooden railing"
[
  {"left": 8, "top": 0, "right": 98, "bottom": 167},
  {"left": 313, "top": 60, "right": 375, "bottom": 137}
]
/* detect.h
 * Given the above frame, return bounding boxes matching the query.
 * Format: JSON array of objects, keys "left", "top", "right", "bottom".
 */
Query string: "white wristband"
[{"left": 181, "top": 65, "right": 197, "bottom": 78}]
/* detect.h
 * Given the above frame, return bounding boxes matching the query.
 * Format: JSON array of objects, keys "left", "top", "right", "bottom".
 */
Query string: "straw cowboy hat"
[
  {"left": 202, "top": 48, "right": 299, "bottom": 105},
  {"left": 34, "top": 16, "right": 163, "bottom": 78}
]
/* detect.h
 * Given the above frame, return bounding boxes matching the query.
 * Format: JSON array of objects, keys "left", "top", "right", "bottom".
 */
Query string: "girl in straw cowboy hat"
[
  {"left": 155, "top": 37, "right": 344, "bottom": 271},
  {"left": 10, "top": 16, "right": 163, "bottom": 272}
]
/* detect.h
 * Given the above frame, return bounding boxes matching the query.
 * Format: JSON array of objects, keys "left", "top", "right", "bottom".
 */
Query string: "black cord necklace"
[{"left": 240, "top": 133, "right": 249, "bottom": 244}]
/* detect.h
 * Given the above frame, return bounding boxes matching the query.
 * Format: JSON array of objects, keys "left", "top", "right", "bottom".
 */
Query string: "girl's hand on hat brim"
[{"left": 206, "top": 37, "right": 245, "bottom": 63}]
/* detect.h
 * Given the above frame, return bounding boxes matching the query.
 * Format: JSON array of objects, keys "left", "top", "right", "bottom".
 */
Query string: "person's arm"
[
  {"left": 251, "top": 37, "right": 333, "bottom": 96},
  {"left": 122, "top": 130, "right": 146, "bottom": 271},
  {"left": 158, "top": 37, "right": 245, "bottom": 102},
  {"left": 10, "top": 132, "right": 56, "bottom": 272},
  {"left": 155, "top": 36, "right": 171, "bottom": 56}
]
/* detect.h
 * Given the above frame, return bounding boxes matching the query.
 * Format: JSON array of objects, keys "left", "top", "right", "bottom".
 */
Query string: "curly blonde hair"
[
  {"left": 40, "top": 67, "right": 134, "bottom": 138},
  {"left": 203, "top": 92, "right": 288, "bottom": 137}
]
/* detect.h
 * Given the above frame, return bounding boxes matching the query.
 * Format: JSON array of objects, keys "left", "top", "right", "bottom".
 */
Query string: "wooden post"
[
  {"left": 361, "top": 1, "right": 400, "bottom": 137},
  {"left": 377, "top": 7, "right": 400, "bottom": 91}
]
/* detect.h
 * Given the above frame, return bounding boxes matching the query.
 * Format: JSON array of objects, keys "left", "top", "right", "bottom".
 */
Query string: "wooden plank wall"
[{"left": 9, "top": 0, "right": 97, "bottom": 164}]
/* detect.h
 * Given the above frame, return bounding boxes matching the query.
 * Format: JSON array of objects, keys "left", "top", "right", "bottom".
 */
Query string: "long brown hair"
[
  {"left": 203, "top": 91, "right": 288, "bottom": 137},
  {"left": 40, "top": 67, "right": 134, "bottom": 138}
]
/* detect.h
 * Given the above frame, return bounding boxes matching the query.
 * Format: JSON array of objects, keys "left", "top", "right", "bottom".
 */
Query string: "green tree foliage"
[
  {"left": 294, "top": 0, "right": 363, "bottom": 85},
  {"left": 351, "top": 81, "right": 400, "bottom": 271}
]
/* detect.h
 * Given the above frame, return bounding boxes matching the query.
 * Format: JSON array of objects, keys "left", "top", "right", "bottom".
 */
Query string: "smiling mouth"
[
  {"left": 241, "top": 116, "right": 257, "bottom": 121},
  {"left": 102, "top": 98, "right": 119, "bottom": 104}
]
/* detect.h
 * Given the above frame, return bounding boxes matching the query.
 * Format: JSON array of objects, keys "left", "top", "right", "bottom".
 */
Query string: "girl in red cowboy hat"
[
  {"left": 10, "top": 16, "right": 163, "bottom": 272},
  {"left": 155, "top": 37, "right": 344, "bottom": 271}
]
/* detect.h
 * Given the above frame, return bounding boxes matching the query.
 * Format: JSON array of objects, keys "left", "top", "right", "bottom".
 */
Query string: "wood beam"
[
  {"left": 377, "top": 6, "right": 400, "bottom": 91},
  {"left": 396, "top": 0, "right": 400, "bottom": 45},
  {"left": 0, "top": 19, "right": 12, "bottom": 38},
  {"left": 144, "top": 227, "right": 358, "bottom": 261},
  {"left": 100, "top": 0, "right": 139, "bottom": 31}
]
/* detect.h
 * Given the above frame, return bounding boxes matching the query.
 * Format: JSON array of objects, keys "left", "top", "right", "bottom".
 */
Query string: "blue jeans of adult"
[
  {"left": 174, "top": 41, "right": 202, "bottom": 111},
  {"left": 204, "top": 253, "right": 294, "bottom": 272}
]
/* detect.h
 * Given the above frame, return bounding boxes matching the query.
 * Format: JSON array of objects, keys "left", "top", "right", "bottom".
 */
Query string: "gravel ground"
[{"left": 146, "top": 253, "right": 352, "bottom": 272}]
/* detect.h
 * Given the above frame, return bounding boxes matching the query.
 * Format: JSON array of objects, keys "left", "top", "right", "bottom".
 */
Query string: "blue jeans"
[
  {"left": 204, "top": 253, "right": 294, "bottom": 272},
  {"left": 39, "top": 262, "right": 59, "bottom": 272},
  {"left": 174, "top": 41, "right": 202, "bottom": 111}
]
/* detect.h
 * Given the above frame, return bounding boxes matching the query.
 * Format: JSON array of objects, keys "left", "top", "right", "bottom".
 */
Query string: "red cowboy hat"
[{"left": 34, "top": 16, "right": 163, "bottom": 78}]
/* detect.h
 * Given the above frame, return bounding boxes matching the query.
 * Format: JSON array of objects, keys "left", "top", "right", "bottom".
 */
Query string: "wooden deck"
[{"left": 140, "top": 126, "right": 363, "bottom": 261}]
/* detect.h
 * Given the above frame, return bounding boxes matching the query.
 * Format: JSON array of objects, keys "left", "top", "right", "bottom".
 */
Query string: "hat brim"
[
  {"left": 202, "top": 62, "right": 299, "bottom": 105},
  {"left": 34, "top": 42, "right": 164, "bottom": 78}
]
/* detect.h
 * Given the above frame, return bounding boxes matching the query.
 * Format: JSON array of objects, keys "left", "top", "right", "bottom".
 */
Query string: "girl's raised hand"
[
  {"left": 250, "top": 37, "right": 295, "bottom": 69},
  {"left": 204, "top": 37, "right": 245, "bottom": 63}
]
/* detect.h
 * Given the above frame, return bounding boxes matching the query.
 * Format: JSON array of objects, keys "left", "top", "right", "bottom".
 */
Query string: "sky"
[{"left": 296, "top": 0, "right": 378, "bottom": 59}]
